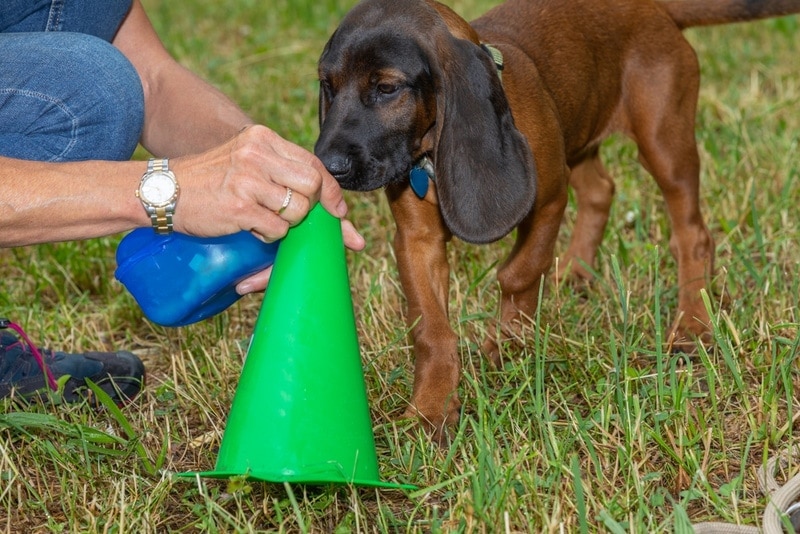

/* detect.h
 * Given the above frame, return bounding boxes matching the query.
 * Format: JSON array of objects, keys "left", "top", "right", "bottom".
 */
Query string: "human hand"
[
  {"left": 168, "top": 124, "right": 364, "bottom": 295},
  {"left": 172, "top": 124, "right": 363, "bottom": 244}
]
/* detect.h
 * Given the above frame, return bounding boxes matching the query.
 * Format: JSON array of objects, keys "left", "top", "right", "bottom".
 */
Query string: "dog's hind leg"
[{"left": 624, "top": 40, "right": 714, "bottom": 353}]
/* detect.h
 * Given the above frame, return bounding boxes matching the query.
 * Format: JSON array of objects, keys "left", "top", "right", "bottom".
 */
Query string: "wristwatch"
[{"left": 137, "top": 158, "right": 179, "bottom": 234}]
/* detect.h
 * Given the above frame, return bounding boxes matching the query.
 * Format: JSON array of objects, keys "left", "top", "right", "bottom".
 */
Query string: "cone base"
[{"left": 174, "top": 470, "right": 416, "bottom": 490}]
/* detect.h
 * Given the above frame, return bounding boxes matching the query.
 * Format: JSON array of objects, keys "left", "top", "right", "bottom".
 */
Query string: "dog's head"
[{"left": 315, "top": 0, "right": 537, "bottom": 244}]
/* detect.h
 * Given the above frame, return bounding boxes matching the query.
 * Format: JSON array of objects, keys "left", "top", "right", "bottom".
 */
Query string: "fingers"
[
  {"left": 241, "top": 125, "right": 352, "bottom": 227},
  {"left": 241, "top": 126, "right": 327, "bottom": 220},
  {"left": 317, "top": 162, "right": 348, "bottom": 218},
  {"left": 268, "top": 182, "right": 309, "bottom": 225},
  {"left": 341, "top": 219, "right": 366, "bottom": 252},
  {"left": 235, "top": 266, "right": 272, "bottom": 295}
]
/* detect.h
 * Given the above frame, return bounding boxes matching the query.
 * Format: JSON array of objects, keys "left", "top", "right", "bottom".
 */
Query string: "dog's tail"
[{"left": 659, "top": 0, "right": 800, "bottom": 29}]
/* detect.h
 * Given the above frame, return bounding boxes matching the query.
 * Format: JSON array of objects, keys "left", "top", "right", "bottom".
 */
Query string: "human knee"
[
  {"left": 0, "top": 32, "right": 144, "bottom": 162},
  {"left": 51, "top": 33, "right": 145, "bottom": 161}
]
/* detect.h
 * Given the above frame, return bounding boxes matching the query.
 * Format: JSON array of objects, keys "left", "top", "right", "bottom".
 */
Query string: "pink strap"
[{"left": 2, "top": 320, "right": 58, "bottom": 391}]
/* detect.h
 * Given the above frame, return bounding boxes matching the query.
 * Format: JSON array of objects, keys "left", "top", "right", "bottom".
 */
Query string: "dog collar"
[
  {"left": 409, "top": 156, "right": 435, "bottom": 198},
  {"left": 480, "top": 43, "right": 504, "bottom": 80}
]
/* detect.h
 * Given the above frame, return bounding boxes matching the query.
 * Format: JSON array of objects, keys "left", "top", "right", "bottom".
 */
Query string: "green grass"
[{"left": 1, "top": 0, "right": 798, "bottom": 531}]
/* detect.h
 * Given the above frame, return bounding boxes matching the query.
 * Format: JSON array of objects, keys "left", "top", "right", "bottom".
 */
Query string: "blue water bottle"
[{"left": 115, "top": 229, "right": 280, "bottom": 327}]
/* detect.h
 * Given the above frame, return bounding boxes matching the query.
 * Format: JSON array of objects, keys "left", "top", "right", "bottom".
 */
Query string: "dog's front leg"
[
  {"left": 386, "top": 184, "right": 460, "bottom": 443},
  {"left": 558, "top": 152, "right": 616, "bottom": 282}
]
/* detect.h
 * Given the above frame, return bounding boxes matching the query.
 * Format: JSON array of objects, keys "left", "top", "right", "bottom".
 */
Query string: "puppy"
[{"left": 315, "top": 0, "right": 800, "bottom": 439}]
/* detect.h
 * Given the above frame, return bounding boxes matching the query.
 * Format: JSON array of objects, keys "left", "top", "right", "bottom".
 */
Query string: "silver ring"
[{"left": 277, "top": 187, "right": 293, "bottom": 215}]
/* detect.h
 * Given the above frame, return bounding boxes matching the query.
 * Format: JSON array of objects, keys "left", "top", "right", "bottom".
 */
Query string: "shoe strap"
[{"left": 0, "top": 318, "right": 58, "bottom": 392}]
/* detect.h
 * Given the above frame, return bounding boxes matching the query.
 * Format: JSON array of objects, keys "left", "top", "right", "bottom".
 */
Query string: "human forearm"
[
  {"left": 113, "top": 1, "right": 254, "bottom": 157},
  {"left": 0, "top": 157, "right": 148, "bottom": 247},
  {"left": 139, "top": 64, "right": 254, "bottom": 157},
  {"left": 0, "top": 131, "right": 308, "bottom": 247},
  {"left": 0, "top": 128, "right": 363, "bottom": 257}
]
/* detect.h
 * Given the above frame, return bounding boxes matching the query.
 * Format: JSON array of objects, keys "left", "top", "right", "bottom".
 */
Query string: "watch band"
[
  {"left": 148, "top": 158, "right": 175, "bottom": 235},
  {"left": 151, "top": 207, "right": 174, "bottom": 235}
]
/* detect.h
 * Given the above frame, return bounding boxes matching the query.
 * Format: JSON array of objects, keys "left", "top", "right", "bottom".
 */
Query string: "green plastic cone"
[{"left": 177, "top": 204, "right": 413, "bottom": 489}]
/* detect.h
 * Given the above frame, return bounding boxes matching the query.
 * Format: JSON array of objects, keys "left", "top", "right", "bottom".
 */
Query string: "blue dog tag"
[{"left": 409, "top": 165, "right": 429, "bottom": 198}]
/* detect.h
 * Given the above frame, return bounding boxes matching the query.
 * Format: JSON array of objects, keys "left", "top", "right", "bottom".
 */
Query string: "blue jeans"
[{"left": 0, "top": 0, "right": 144, "bottom": 162}]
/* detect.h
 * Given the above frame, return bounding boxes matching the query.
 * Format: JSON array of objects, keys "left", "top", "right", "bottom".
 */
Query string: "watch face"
[{"left": 141, "top": 172, "right": 177, "bottom": 205}]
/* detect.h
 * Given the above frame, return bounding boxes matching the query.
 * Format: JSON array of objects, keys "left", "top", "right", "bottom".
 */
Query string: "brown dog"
[{"left": 314, "top": 0, "right": 800, "bottom": 439}]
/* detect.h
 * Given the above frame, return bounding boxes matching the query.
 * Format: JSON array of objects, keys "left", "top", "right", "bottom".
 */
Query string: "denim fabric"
[
  {"left": 0, "top": 32, "right": 144, "bottom": 162},
  {"left": 0, "top": 0, "right": 143, "bottom": 162},
  {"left": 0, "top": 0, "right": 132, "bottom": 42}
]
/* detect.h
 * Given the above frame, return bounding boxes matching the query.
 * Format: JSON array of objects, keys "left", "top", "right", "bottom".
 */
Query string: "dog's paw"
[
  {"left": 403, "top": 401, "right": 460, "bottom": 447},
  {"left": 552, "top": 266, "right": 594, "bottom": 300},
  {"left": 480, "top": 337, "right": 504, "bottom": 368},
  {"left": 480, "top": 326, "right": 527, "bottom": 368},
  {"left": 667, "top": 322, "right": 712, "bottom": 356}
]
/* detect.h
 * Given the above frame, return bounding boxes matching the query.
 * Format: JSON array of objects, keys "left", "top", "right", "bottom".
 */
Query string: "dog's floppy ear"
[{"left": 431, "top": 39, "right": 537, "bottom": 244}]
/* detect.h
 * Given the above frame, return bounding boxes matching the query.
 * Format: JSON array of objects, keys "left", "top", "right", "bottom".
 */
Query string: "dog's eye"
[
  {"left": 377, "top": 83, "right": 399, "bottom": 95},
  {"left": 320, "top": 79, "right": 335, "bottom": 97}
]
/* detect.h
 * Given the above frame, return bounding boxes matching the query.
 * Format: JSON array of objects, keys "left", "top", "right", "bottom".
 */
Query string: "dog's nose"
[{"left": 324, "top": 155, "right": 352, "bottom": 180}]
